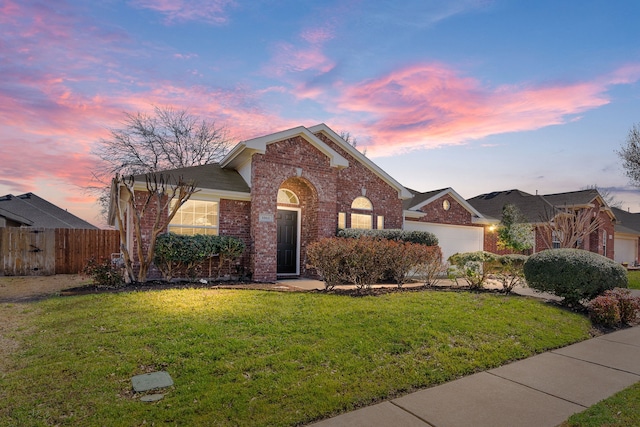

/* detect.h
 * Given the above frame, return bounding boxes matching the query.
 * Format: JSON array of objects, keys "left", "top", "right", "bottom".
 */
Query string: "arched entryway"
[{"left": 277, "top": 178, "right": 318, "bottom": 277}]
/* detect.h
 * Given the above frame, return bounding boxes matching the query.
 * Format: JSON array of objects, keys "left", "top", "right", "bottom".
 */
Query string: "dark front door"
[{"left": 277, "top": 210, "right": 298, "bottom": 274}]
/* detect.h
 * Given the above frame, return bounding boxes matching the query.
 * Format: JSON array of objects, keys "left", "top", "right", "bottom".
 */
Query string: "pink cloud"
[
  {"left": 335, "top": 63, "right": 628, "bottom": 156},
  {"left": 264, "top": 42, "right": 335, "bottom": 78},
  {"left": 301, "top": 28, "right": 335, "bottom": 44},
  {"left": 129, "top": 0, "right": 237, "bottom": 25}
]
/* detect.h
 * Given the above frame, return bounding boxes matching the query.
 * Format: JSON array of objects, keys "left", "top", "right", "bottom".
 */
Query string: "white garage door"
[
  {"left": 404, "top": 221, "right": 484, "bottom": 262},
  {"left": 615, "top": 235, "right": 637, "bottom": 265}
]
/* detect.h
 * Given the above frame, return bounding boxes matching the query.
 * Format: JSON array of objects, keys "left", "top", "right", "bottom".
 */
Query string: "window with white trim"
[
  {"left": 552, "top": 230, "right": 562, "bottom": 249},
  {"left": 169, "top": 199, "right": 219, "bottom": 235},
  {"left": 603, "top": 230, "right": 607, "bottom": 256},
  {"left": 350, "top": 196, "right": 373, "bottom": 229},
  {"left": 277, "top": 189, "right": 299, "bottom": 205},
  {"left": 338, "top": 212, "right": 346, "bottom": 229},
  {"left": 377, "top": 215, "right": 384, "bottom": 230}
]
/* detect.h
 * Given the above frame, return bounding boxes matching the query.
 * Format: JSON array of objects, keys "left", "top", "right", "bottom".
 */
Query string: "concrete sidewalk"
[{"left": 307, "top": 326, "right": 640, "bottom": 427}]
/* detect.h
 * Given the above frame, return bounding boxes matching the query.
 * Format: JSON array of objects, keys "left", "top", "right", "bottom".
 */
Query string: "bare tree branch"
[
  {"left": 538, "top": 207, "right": 604, "bottom": 250},
  {"left": 111, "top": 172, "right": 198, "bottom": 283},
  {"left": 89, "top": 105, "right": 232, "bottom": 218}
]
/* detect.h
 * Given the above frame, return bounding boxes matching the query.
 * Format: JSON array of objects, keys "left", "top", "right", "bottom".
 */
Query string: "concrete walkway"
[{"left": 276, "top": 279, "right": 640, "bottom": 427}]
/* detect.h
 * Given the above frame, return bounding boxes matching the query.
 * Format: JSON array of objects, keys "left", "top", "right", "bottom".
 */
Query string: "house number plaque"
[{"left": 259, "top": 213, "right": 274, "bottom": 223}]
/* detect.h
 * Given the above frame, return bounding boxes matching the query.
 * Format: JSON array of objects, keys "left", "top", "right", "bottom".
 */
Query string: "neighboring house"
[
  {"left": 611, "top": 207, "right": 640, "bottom": 265},
  {"left": 0, "top": 193, "right": 97, "bottom": 229},
  {"left": 110, "top": 124, "right": 412, "bottom": 282},
  {"left": 467, "top": 189, "right": 615, "bottom": 259},
  {"left": 402, "top": 188, "right": 488, "bottom": 261}
]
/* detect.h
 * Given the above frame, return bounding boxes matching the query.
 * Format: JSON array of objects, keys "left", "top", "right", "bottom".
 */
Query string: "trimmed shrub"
[
  {"left": 587, "top": 294, "right": 621, "bottom": 327},
  {"left": 493, "top": 254, "right": 528, "bottom": 294},
  {"left": 411, "top": 246, "right": 446, "bottom": 287},
  {"left": 306, "top": 238, "right": 349, "bottom": 290},
  {"left": 337, "top": 228, "right": 438, "bottom": 246},
  {"left": 385, "top": 241, "right": 442, "bottom": 287},
  {"left": 307, "top": 237, "right": 439, "bottom": 290},
  {"left": 217, "top": 236, "right": 247, "bottom": 278},
  {"left": 448, "top": 251, "right": 500, "bottom": 289},
  {"left": 153, "top": 233, "right": 245, "bottom": 281},
  {"left": 523, "top": 249, "right": 628, "bottom": 306},
  {"left": 83, "top": 257, "right": 125, "bottom": 289},
  {"left": 307, "top": 237, "right": 388, "bottom": 290},
  {"left": 605, "top": 288, "right": 640, "bottom": 324}
]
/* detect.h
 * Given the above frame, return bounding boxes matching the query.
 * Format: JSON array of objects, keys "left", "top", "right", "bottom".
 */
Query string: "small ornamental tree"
[
  {"left": 448, "top": 251, "right": 499, "bottom": 289},
  {"left": 497, "top": 204, "right": 533, "bottom": 252},
  {"left": 493, "top": 254, "right": 528, "bottom": 294},
  {"left": 111, "top": 173, "right": 198, "bottom": 283}
]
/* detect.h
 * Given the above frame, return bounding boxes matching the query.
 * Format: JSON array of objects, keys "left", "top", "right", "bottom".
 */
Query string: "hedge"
[
  {"left": 153, "top": 233, "right": 245, "bottom": 281},
  {"left": 336, "top": 228, "right": 438, "bottom": 246},
  {"left": 307, "top": 237, "right": 441, "bottom": 290}
]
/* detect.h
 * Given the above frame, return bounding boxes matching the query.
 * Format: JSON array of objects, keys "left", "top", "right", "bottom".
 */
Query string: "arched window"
[
  {"left": 277, "top": 188, "right": 299, "bottom": 205},
  {"left": 351, "top": 196, "right": 372, "bottom": 210},
  {"left": 350, "top": 196, "right": 373, "bottom": 229}
]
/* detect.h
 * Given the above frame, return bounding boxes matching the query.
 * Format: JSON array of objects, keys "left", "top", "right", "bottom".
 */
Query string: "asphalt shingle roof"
[
  {"left": 0, "top": 193, "right": 97, "bottom": 229},
  {"left": 466, "top": 190, "right": 553, "bottom": 222},
  {"left": 612, "top": 206, "right": 640, "bottom": 234},
  {"left": 133, "top": 163, "right": 250, "bottom": 194}
]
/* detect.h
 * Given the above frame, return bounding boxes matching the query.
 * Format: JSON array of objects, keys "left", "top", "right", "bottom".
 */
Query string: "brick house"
[
  {"left": 611, "top": 206, "right": 640, "bottom": 265},
  {"left": 467, "top": 189, "right": 616, "bottom": 259},
  {"left": 111, "top": 124, "right": 413, "bottom": 282},
  {"left": 402, "top": 188, "right": 488, "bottom": 261}
]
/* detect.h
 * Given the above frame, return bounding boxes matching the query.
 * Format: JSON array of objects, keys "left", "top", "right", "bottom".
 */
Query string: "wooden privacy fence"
[{"left": 0, "top": 228, "right": 121, "bottom": 276}]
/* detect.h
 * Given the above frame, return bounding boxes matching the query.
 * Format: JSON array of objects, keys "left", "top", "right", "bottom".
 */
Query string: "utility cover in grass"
[{"left": 131, "top": 371, "right": 173, "bottom": 392}]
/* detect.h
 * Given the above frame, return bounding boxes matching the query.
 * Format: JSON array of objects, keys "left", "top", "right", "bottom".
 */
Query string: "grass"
[
  {"left": 562, "top": 382, "right": 640, "bottom": 426},
  {"left": 627, "top": 270, "right": 640, "bottom": 290},
  {"left": 0, "top": 288, "right": 591, "bottom": 426}
]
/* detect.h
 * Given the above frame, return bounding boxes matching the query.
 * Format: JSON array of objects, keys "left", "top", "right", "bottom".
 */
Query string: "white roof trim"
[
  {"left": 221, "top": 125, "right": 349, "bottom": 170},
  {"left": 408, "top": 188, "right": 486, "bottom": 219},
  {"left": 307, "top": 123, "right": 413, "bottom": 200}
]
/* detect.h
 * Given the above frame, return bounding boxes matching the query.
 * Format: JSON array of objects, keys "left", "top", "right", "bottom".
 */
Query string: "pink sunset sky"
[{"left": 2, "top": 0, "right": 640, "bottom": 226}]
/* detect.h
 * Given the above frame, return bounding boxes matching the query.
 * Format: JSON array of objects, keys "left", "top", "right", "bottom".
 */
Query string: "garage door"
[
  {"left": 404, "top": 221, "right": 484, "bottom": 262},
  {"left": 614, "top": 235, "right": 637, "bottom": 265}
]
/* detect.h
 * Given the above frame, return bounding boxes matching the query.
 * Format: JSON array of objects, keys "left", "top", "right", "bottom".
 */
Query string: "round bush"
[{"left": 523, "top": 249, "right": 628, "bottom": 306}]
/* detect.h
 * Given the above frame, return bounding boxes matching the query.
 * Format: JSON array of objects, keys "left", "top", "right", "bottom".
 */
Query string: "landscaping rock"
[
  {"left": 140, "top": 394, "right": 164, "bottom": 402},
  {"left": 131, "top": 371, "right": 173, "bottom": 392}
]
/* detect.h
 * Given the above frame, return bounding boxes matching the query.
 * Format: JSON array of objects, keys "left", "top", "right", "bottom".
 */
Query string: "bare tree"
[
  {"left": 340, "top": 130, "right": 367, "bottom": 156},
  {"left": 90, "top": 105, "right": 232, "bottom": 215},
  {"left": 538, "top": 207, "right": 604, "bottom": 250},
  {"left": 618, "top": 123, "right": 640, "bottom": 186},
  {"left": 111, "top": 173, "right": 198, "bottom": 283},
  {"left": 581, "top": 184, "right": 623, "bottom": 209}
]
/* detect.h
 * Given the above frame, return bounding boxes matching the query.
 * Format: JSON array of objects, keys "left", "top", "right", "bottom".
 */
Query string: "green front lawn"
[
  {"left": 0, "top": 289, "right": 591, "bottom": 426},
  {"left": 562, "top": 381, "right": 640, "bottom": 426},
  {"left": 628, "top": 270, "right": 640, "bottom": 289}
]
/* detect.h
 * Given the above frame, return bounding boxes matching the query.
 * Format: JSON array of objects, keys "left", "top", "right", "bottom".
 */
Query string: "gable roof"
[
  {"left": 0, "top": 193, "right": 96, "bottom": 229},
  {"left": 404, "top": 187, "right": 485, "bottom": 219},
  {"left": 612, "top": 207, "right": 640, "bottom": 235},
  {"left": 308, "top": 124, "right": 413, "bottom": 200},
  {"left": 467, "top": 188, "right": 615, "bottom": 223},
  {"left": 221, "top": 125, "right": 349, "bottom": 170}
]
